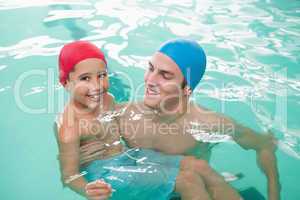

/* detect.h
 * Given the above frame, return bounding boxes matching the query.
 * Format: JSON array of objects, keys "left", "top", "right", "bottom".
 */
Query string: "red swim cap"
[{"left": 58, "top": 41, "right": 107, "bottom": 86}]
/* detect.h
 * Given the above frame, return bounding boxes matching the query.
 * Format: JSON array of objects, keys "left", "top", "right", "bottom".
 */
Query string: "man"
[{"left": 117, "top": 39, "right": 280, "bottom": 200}]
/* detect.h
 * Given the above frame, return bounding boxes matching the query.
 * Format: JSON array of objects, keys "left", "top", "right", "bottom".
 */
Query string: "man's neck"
[{"left": 153, "top": 99, "right": 189, "bottom": 123}]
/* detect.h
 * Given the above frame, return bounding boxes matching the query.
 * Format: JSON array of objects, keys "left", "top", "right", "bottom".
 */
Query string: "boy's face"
[
  {"left": 67, "top": 58, "right": 109, "bottom": 110},
  {"left": 144, "top": 52, "right": 186, "bottom": 112}
]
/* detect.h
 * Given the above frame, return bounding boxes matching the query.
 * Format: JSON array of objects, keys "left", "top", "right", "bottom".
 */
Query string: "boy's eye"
[
  {"left": 79, "top": 76, "right": 90, "bottom": 81},
  {"left": 98, "top": 72, "right": 107, "bottom": 79}
]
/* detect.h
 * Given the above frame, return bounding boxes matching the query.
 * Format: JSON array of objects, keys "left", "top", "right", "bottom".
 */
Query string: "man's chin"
[{"left": 144, "top": 98, "right": 160, "bottom": 109}]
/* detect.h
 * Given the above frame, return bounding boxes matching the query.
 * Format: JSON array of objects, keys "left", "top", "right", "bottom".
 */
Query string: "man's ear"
[{"left": 183, "top": 85, "right": 192, "bottom": 96}]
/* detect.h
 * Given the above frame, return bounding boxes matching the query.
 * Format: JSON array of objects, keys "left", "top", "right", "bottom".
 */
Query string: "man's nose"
[{"left": 145, "top": 71, "right": 159, "bottom": 86}]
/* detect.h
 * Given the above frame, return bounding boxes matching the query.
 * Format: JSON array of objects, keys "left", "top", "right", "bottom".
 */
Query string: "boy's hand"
[{"left": 85, "top": 179, "right": 112, "bottom": 200}]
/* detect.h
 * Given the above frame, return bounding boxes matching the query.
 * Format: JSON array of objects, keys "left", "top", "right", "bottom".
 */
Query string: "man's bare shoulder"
[
  {"left": 188, "top": 102, "right": 231, "bottom": 123},
  {"left": 188, "top": 102, "right": 214, "bottom": 117}
]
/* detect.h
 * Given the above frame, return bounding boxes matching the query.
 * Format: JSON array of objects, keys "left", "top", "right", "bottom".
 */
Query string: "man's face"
[
  {"left": 144, "top": 52, "right": 185, "bottom": 112},
  {"left": 67, "top": 58, "right": 109, "bottom": 110}
]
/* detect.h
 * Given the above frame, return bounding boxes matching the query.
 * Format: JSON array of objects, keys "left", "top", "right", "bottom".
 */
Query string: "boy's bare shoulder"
[
  {"left": 107, "top": 92, "right": 115, "bottom": 101},
  {"left": 107, "top": 92, "right": 116, "bottom": 109},
  {"left": 113, "top": 101, "right": 144, "bottom": 121},
  {"left": 116, "top": 101, "right": 145, "bottom": 113}
]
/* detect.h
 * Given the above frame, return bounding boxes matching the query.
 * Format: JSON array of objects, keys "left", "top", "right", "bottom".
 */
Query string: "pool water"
[{"left": 0, "top": 0, "right": 299, "bottom": 199}]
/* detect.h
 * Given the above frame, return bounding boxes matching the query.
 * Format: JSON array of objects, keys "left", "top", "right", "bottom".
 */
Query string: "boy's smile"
[{"left": 67, "top": 58, "right": 109, "bottom": 110}]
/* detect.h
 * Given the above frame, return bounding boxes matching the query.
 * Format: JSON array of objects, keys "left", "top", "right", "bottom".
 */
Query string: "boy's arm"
[
  {"left": 54, "top": 116, "right": 112, "bottom": 200},
  {"left": 54, "top": 121, "right": 88, "bottom": 196}
]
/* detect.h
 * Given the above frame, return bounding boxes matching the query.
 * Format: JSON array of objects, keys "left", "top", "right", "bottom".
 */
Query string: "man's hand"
[
  {"left": 85, "top": 179, "right": 112, "bottom": 200},
  {"left": 256, "top": 133, "right": 281, "bottom": 200},
  {"left": 256, "top": 132, "right": 277, "bottom": 174}
]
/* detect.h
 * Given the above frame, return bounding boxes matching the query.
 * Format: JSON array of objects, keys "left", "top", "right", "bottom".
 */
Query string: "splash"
[
  {"left": 96, "top": 107, "right": 126, "bottom": 123},
  {"left": 186, "top": 128, "right": 233, "bottom": 143}
]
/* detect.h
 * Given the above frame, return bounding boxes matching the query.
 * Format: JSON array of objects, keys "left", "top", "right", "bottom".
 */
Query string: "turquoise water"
[{"left": 0, "top": 0, "right": 299, "bottom": 199}]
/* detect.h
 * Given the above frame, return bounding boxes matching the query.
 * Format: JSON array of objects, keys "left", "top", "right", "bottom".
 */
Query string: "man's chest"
[{"left": 121, "top": 117, "right": 197, "bottom": 153}]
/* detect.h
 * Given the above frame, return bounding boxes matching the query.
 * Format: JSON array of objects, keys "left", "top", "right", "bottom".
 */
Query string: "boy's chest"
[{"left": 78, "top": 117, "right": 119, "bottom": 141}]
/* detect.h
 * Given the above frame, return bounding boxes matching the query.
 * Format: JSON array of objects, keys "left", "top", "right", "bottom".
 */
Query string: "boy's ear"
[
  {"left": 183, "top": 85, "right": 192, "bottom": 96},
  {"left": 64, "top": 80, "right": 71, "bottom": 91}
]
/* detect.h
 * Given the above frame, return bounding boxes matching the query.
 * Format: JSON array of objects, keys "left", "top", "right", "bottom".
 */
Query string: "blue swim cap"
[{"left": 158, "top": 38, "right": 206, "bottom": 91}]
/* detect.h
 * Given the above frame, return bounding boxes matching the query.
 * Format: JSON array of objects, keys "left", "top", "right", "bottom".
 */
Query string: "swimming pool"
[{"left": 0, "top": 0, "right": 299, "bottom": 199}]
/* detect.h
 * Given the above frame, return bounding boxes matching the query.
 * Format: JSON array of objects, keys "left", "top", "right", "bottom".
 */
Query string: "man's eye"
[
  {"left": 148, "top": 66, "right": 154, "bottom": 72},
  {"left": 80, "top": 76, "right": 90, "bottom": 81},
  {"left": 162, "top": 73, "right": 172, "bottom": 80}
]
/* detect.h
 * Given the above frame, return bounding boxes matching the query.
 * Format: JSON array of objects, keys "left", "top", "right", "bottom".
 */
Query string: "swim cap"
[
  {"left": 158, "top": 38, "right": 206, "bottom": 91},
  {"left": 59, "top": 41, "right": 107, "bottom": 86}
]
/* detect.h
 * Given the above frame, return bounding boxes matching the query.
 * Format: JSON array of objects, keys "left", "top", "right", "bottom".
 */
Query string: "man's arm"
[
  {"left": 232, "top": 124, "right": 281, "bottom": 200},
  {"left": 201, "top": 110, "right": 281, "bottom": 200}
]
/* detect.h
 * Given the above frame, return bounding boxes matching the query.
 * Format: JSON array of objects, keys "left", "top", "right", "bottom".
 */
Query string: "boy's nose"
[{"left": 90, "top": 77, "right": 101, "bottom": 90}]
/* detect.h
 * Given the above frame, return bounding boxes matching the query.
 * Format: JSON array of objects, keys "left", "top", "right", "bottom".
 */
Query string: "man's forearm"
[
  {"left": 233, "top": 124, "right": 281, "bottom": 200},
  {"left": 257, "top": 148, "right": 281, "bottom": 200}
]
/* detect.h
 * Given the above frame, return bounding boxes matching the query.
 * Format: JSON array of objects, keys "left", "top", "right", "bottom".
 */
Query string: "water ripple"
[
  {"left": 0, "top": 65, "right": 7, "bottom": 71},
  {"left": 0, "top": 0, "right": 90, "bottom": 10},
  {"left": 44, "top": 9, "right": 95, "bottom": 22},
  {"left": 24, "top": 86, "right": 45, "bottom": 96},
  {"left": 0, "top": 36, "right": 64, "bottom": 59},
  {"left": 0, "top": 86, "right": 10, "bottom": 93}
]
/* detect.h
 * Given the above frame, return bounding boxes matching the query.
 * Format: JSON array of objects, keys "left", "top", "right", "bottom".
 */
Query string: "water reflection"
[{"left": 44, "top": 5, "right": 88, "bottom": 39}]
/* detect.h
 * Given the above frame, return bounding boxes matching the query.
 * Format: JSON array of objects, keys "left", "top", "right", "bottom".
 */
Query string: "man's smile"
[{"left": 146, "top": 86, "right": 160, "bottom": 96}]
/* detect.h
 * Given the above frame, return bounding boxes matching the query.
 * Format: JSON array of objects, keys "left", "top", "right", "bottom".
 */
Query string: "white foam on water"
[
  {"left": 44, "top": 9, "right": 95, "bottom": 22},
  {"left": 0, "top": 0, "right": 90, "bottom": 10},
  {"left": 24, "top": 86, "right": 45, "bottom": 96},
  {"left": 0, "top": 35, "right": 65, "bottom": 59},
  {"left": 0, "top": 65, "right": 7, "bottom": 71}
]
